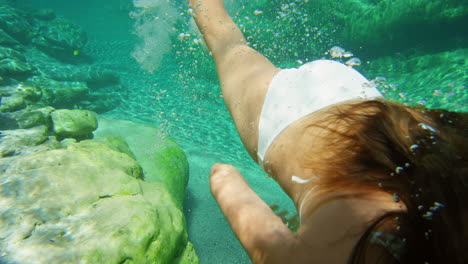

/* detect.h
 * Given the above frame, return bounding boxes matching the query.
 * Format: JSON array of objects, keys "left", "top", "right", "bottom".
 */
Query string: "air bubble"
[
  {"left": 410, "top": 144, "right": 419, "bottom": 151},
  {"left": 422, "top": 211, "right": 433, "bottom": 220},
  {"left": 418, "top": 123, "right": 438, "bottom": 132},
  {"left": 395, "top": 166, "right": 404, "bottom": 174}
]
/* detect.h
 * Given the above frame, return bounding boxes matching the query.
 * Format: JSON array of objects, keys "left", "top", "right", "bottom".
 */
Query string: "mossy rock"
[
  {"left": 0, "top": 93, "right": 25, "bottom": 112},
  {"left": 0, "top": 140, "right": 198, "bottom": 263},
  {"left": 17, "top": 110, "right": 46, "bottom": 129},
  {"left": 93, "top": 118, "right": 189, "bottom": 209},
  {"left": 51, "top": 109, "right": 98, "bottom": 139},
  {"left": 94, "top": 135, "right": 137, "bottom": 160}
]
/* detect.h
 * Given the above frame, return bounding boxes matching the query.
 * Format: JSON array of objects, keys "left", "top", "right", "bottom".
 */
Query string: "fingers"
[
  {"left": 210, "top": 163, "right": 237, "bottom": 177},
  {"left": 209, "top": 163, "right": 241, "bottom": 191}
]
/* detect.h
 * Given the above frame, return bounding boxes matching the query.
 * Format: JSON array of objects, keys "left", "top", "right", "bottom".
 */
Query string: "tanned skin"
[{"left": 188, "top": 1, "right": 405, "bottom": 263}]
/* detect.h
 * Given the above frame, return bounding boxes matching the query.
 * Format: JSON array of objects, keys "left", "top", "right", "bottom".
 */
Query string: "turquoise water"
[{"left": 13, "top": 0, "right": 468, "bottom": 263}]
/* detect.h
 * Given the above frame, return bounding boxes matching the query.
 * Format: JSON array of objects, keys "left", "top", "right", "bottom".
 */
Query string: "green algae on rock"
[
  {"left": 51, "top": 109, "right": 98, "bottom": 139},
  {"left": 0, "top": 140, "right": 198, "bottom": 263},
  {"left": 0, "top": 93, "right": 25, "bottom": 112},
  {"left": 94, "top": 118, "right": 190, "bottom": 209},
  {"left": 16, "top": 106, "right": 55, "bottom": 130},
  {"left": 16, "top": 110, "right": 46, "bottom": 129},
  {"left": 0, "top": 125, "right": 49, "bottom": 157},
  {"left": 94, "top": 135, "right": 137, "bottom": 160}
]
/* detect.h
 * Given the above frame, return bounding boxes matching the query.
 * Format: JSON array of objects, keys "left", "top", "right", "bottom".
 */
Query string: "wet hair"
[{"left": 305, "top": 99, "right": 468, "bottom": 264}]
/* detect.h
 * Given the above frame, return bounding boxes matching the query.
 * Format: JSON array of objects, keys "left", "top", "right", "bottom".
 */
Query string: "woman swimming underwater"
[{"left": 188, "top": 0, "right": 468, "bottom": 263}]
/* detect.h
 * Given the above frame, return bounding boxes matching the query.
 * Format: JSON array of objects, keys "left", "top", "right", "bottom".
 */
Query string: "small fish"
[
  {"left": 73, "top": 50, "right": 80, "bottom": 56},
  {"left": 345, "top": 57, "right": 361, "bottom": 66},
  {"left": 254, "top": 10, "right": 263, "bottom": 15}
]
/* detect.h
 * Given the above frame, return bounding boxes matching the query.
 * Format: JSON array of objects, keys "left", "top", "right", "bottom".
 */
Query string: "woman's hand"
[{"left": 209, "top": 163, "right": 299, "bottom": 263}]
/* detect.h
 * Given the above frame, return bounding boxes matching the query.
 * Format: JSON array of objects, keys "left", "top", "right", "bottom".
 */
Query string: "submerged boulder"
[
  {"left": 0, "top": 125, "right": 49, "bottom": 157},
  {"left": 17, "top": 110, "right": 47, "bottom": 129},
  {"left": 27, "top": 76, "right": 89, "bottom": 108},
  {"left": 24, "top": 74, "right": 120, "bottom": 113},
  {"left": 0, "top": 112, "right": 18, "bottom": 130},
  {"left": 51, "top": 109, "right": 98, "bottom": 139},
  {"left": 0, "top": 93, "right": 25, "bottom": 112},
  {"left": 0, "top": 5, "right": 32, "bottom": 42},
  {"left": 0, "top": 112, "right": 198, "bottom": 263},
  {"left": 32, "top": 16, "right": 87, "bottom": 60},
  {"left": 0, "top": 139, "right": 197, "bottom": 263},
  {"left": 94, "top": 118, "right": 189, "bottom": 209},
  {"left": 0, "top": 47, "right": 34, "bottom": 75},
  {"left": 32, "top": 8, "right": 56, "bottom": 21}
]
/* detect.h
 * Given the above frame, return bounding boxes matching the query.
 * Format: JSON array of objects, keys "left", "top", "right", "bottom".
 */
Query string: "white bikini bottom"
[{"left": 257, "top": 60, "right": 383, "bottom": 166}]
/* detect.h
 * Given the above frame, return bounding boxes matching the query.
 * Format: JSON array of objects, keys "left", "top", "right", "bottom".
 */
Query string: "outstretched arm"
[
  {"left": 188, "top": 0, "right": 246, "bottom": 63},
  {"left": 210, "top": 163, "right": 298, "bottom": 263},
  {"left": 189, "top": 0, "right": 279, "bottom": 158}
]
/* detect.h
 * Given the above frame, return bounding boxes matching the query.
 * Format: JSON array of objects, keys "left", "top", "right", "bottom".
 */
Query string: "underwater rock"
[
  {"left": 94, "top": 118, "right": 190, "bottom": 209},
  {"left": 59, "top": 137, "right": 77, "bottom": 148},
  {"left": 0, "top": 125, "right": 49, "bottom": 157},
  {"left": 28, "top": 76, "right": 89, "bottom": 109},
  {"left": 80, "top": 92, "right": 121, "bottom": 113},
  {"left": 0, "top": 93, "right": 25, "bottom": 112},
  {"left": 0, "top": 47, "right": 34, "bottom": 75},
  {"left": 17, "top": 106, "right": 56, "bottom": 130},
  {"left": 31, "top": 63, "right": 120, "bottom": 88},
  {"left": 0, "top": 84, "right": 15, "bottom": 96},
  {"left": 0, "top": 84, "right": 44, "bottom": 127},
  {"left": 0, "top": 112, "right": 17, "bottom": 130},
  {"left": 15, "top": 83, "right": 42, "bottom": 102},
  {"left": 32, "top": 16, "right": 87, "bottom": 61},
  {"left": 0, "top": 28, "right": 20, "bottom": 46},
  {"left": 32, "top": 8, "right": 56, "bottom": 21},
  {"left": 0, "top": 84, "right": 41, "bottom": 103},
  {"left": 0, "top": 83, "right": 42, "bottom": 106},
  {"left": 23, "top": 75, "right": 120, "bottom": 113},
  {"left": 82, "top": 66, "right": 120, "bottom": 89},
  {"left": 0, "top": 5, "right": 32, "bottom": 42},
  {"left": 0, "top": 139, "right": 198, "bottom": 263},
  {"left": 51, "top": 109, "right": 98, "bottom": 139},
  {"left": 94, "top": 135, "right": 137, "bottom": 160},
  {"left": 16, "top": 110, "right": 46, "bottom": 129}
]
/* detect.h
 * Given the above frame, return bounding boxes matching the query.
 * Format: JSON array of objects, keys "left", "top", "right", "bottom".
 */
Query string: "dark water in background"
[{"left": 15, "top": 0, "right": 467, "bottom": 263}]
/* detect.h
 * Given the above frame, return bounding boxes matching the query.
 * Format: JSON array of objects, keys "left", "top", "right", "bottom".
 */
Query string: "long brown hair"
[{"left": 306, "top": 99, "right": 468, "bottom": 263}]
